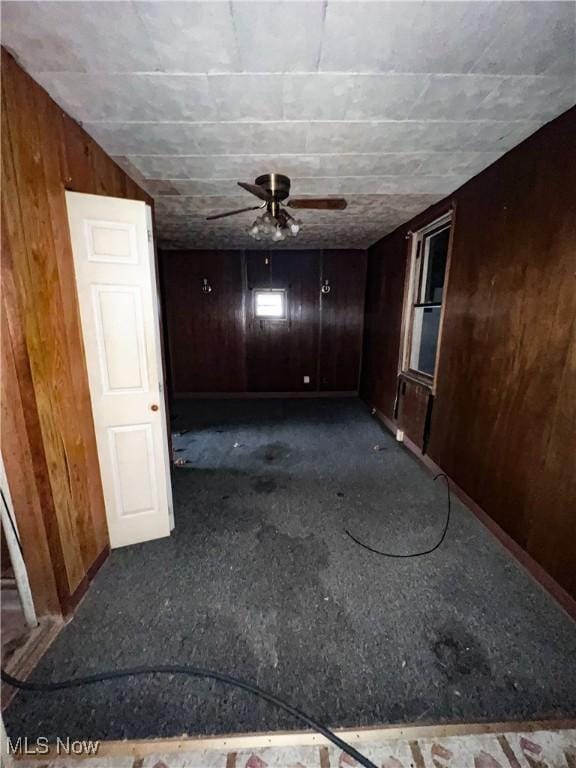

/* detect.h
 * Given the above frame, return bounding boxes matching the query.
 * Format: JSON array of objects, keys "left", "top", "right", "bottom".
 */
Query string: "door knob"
[{"left": 150, "top": 404, "right": 159, "bottom": 412}]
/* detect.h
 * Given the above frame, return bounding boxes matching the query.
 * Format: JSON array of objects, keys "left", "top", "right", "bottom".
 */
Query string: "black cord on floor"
[
  {"left": 1, "top": 666, "right": 378, "bottom": 768},
  {"left": 345, "top": 473, "right": 451, "bottom": 558}
]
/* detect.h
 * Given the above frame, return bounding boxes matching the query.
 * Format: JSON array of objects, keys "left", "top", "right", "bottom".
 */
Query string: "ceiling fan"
[{"left": 206, "top": 173, "right": 347, "bottom": 242}]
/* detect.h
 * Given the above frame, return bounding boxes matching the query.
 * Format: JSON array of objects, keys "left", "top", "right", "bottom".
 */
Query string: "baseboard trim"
[
  {"left": 15, "top": 719, "right": 576, "bottom": 759},
  {"left": 61, "top": 545, "right": 110, "bottom": 617},
  {"left": 367, "top": 400, "right": 576, "bottom": 624},
  {"left": 174, "top": 391, "right": 358, "bottom": 399}
]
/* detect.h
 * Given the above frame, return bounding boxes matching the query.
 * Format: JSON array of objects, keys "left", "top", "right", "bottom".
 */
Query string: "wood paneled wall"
[
  {"left": 361, "top": 227, "right": 408, "bottom": 418},
  {"left": 161, "top": 249, "right": 367, "bottom": 395},
  {"left": 1, "top": 50, "right": 153, "bottom": 615},
  {"left": 246, "top": 250, "right": 322, "bottom": 392},
  {"left": 360, "top": 107, "right": 576, "bottom": 599}
]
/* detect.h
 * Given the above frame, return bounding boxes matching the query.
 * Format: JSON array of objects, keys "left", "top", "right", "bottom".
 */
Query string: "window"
[
  {"left": 404, "top": 214, "right": 451, "bottom": 380},
  {"left": 254, "top": 289, "right": 287, "bottom": 319}
]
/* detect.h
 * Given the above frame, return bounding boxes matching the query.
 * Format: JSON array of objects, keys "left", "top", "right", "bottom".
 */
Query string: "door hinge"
[{"left": 147, "top": 230, "right": 152, "bottom": 242}]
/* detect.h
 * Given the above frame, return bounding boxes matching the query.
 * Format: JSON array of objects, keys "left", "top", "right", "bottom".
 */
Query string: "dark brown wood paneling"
[
  {"left": 1, "top": 49, "right": 153, "bottom": 615},
  {"left": 246, "top": 250, "right": 320, "bottom": 392},
  {"left": 360, "top": 106, "right": 576, "bottom": 599},
  {"left": 360, "top": 229, "right": 408, "bottom": 418},
  {"left": 162, "top": 250, "right": 246, "bottom": 393},
  {"left": 162, "top": 248, "right": 366, "bottom": 396},
  {"left": 319, "top": 250, "right": 367, "bottom": 392}
]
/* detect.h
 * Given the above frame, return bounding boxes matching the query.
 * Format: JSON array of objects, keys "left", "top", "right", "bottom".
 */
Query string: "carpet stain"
[
  {"left": 432, "top": 625, "right": 491, "bottom": 681},
  {"left": 251, "top": 442, "right": 294, "bottom": 464},
  {"left": 252, "top": 523, "right": 330, "bottom": 596},
  {"left": 251, "top": 477, "right": 279, "bottom": 494},
  {"left": 243, "top": 523, "right": 374, "bottom": 722}
]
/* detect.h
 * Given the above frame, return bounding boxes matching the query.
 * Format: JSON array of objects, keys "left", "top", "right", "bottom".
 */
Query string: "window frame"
[
  {"left": 401, "top": 211, "right": 453, "bottom": 388},
  {"left": 252, "top": 287, "right": 288, "bottom": 321}
]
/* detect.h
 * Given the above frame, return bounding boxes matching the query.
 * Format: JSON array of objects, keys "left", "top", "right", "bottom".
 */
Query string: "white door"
[{"left": 66, "top": 192, "right": 173, "bottom": 548}]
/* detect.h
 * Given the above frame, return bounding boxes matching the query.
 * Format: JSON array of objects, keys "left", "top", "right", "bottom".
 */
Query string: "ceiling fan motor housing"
[{"left": 255, "top": 173, "right": 291, "bottom": 202}]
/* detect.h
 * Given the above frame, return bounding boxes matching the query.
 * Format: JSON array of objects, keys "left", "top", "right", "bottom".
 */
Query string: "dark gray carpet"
[{"left": 5, "top": 399, "right": 576, "bottom": 740}]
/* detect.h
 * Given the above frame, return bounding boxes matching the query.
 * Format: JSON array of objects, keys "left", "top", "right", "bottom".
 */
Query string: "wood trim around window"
[{"left": 399, "top": 207, "right": 455, "bottom": 394}]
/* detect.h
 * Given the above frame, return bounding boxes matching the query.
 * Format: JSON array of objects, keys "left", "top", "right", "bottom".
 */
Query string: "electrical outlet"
[{"left": 303, "top": 375, "right": 310, "bottom": 384}]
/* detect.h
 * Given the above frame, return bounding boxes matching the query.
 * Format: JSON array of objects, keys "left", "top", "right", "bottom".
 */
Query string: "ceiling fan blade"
[
  {"left": 206, "top": 204, "right": 263, "bottom": 221},
  {"left": 237, "top": 181, "right": 272, "bottom": 201},
  {"left": 287, "top": 198, "right": 348, "bottom": 210}
]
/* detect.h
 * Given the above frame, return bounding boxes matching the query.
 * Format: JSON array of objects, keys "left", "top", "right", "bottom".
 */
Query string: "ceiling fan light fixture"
[
  {"left": 248, "top": 209, "right": 300, "bottom": 243},
  {"left": 272, "top": 226, "right": 286, "bottom": 242},
  {"left": 289, "top": 218, "right": 301, "bottom": 236},
  {"left": 210, "top": 174, "right": 345, "bottom": 242},
  {"left": 208, "top": 175, "right": 346, "bottom": 240}
]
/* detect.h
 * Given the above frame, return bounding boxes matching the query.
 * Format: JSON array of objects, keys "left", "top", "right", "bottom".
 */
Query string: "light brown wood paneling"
[
  {"left": 1, "top": 295, "right": 61, "bottom": 616},
  {"left": 360, "top": 107, "right": 576, "bottom": 599},
  {"left": 1, "top": 49, "right": 153, "bottom": 615}
]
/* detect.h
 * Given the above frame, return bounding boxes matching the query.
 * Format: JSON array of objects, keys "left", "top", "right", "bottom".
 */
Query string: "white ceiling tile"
[
  {"left": 191, "top": 123, "right": 309, "bottom": 155},
  {"left": 135, "top": 1, "right": 240, "bottom": 73},
  {"left": 208, "top": 154, "right": 322, "bottom": 179},
  {"left": 127, "top": 155, "right": 214, "bottom": 180},
  {"left": 304, "top": 121, "right": 541, "bottom": 154},
  {"left": 283, "top": 74, "right": 353, "bottom": 120},
  {"left": 209, "top": 75, "right": 285, "bottom": 121},
  {"left": 231, "top": 1, "right": 326, "bottom": 72},
  {"left": 83, "top": 123, "right": 204, "bottom": 155},
  {"left": 410, "top": 74, "right": 575, "bottom": 125},
  {"left": 320, "top": 2, "right": 500, "bottom": 75},
  {"left": 33, "top": 73, "right": 216, "bottom": 122},
  {"left": 304, "top": 122, "right": 415, "bottom": 153},
  {"left": 127, "top": 152, "right": 430, "bottom": 181},
  {"left": 318, "top": 153, "right": 424, "bottom": 177},
  {"left": 146, "top": 179, "right": 234, "bottom": 197},
  {"left": 290, "top": 177, "right": 386, "bottom": 195},
  {"left": 284, "top": 74, "right": 428, "bottom": 121},
  {"left": 417, "top": 152, "right": 503, "bottom": 177},
  {"left": 320, "top": 2, "right": 574, "bottom": 76},
  {"left": 87, "top": 121, "right": 310, "bottom": 157},
  {"left": 377, "top": 176, "right": 469, "bottom": 195},
  {"left": 409, "top": 75, "right": 500, "bottom": 121},
  {"left": 1, "top": 1, "right": 160, "bottom": 73},
  {"left": 476, "top": 76, "right": 576, "bottom": 122},
  {"left": 345, "top": 75, "right": 430, "bottom": 121},
  {"left": 469, "top": 2, "right": 576, "bottom": 76}
]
